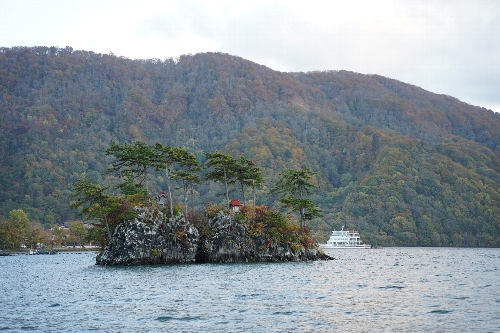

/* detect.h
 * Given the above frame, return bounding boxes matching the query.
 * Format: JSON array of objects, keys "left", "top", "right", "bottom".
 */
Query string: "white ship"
[{"left": 319, "top": 226, "right": 371, "bottom": 249}]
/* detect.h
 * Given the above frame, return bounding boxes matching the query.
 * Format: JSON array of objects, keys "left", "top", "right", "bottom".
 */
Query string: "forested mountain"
[{"left": 1, "top": 46, "right": 499, "bottom": 247}]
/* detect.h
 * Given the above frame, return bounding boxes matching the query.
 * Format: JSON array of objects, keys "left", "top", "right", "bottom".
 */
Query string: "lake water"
[{"left": 1, "top": 247, "right": 499, "bottom": 332}]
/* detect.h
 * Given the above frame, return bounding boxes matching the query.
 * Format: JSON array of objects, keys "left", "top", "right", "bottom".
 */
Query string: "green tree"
[
  {"left": 233, "top": 157, "right": 263, "bottom": 222},
  {"left": 233, "top": 157, "right": 263, "bottom": 206},
  {"left": 0, "top": 218, "right": 15, "bottom": 249},
  {"left": 106, "top": 141, "right": 163, "bottom": 193},
  {"left": 7, "top": 209, "right": 30, "bottom": 248},
  {"left": 69, "top": 221, "right": 88, "bottom": 248},
  {"left": 204, "top": 152, "right": 237, "bottom": 209},
  {"left": 172, "top": 147, "right": 202, "bottom": 217},
  {"left": 270, "top": 167, "right": 322, "bottom": 232},
  {"left": 116, "top": 170, "right": 148, "bottom": 198},
  {"left": 70, "top": 177, "right": 134, "bottom": 243},
  {"left": 25, "top": 221, "right": 43, "bottom": 249},
  {"left": 9, "top": 209, "right": 29, "bottom": 230}
]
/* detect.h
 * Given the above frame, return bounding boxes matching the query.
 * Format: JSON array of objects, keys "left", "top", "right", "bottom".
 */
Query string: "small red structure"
[
  {"left": 230, "top": 199, "right": 242, "bottom": 213},
  {"left": 155, "top": 191, "right": 168, "bottom": 206}
]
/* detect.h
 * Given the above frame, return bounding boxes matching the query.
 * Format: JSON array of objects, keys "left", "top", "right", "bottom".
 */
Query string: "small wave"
[
  {"left": 429, "top": 309, "right": 452, "bottom": 314},
  {"left": 156, "top": 316, "right": 201, "bottom": 322},
  {"left": 48, "top": 303, "right": 60, "bottom": 307},
  {"left": 236, "top": 293, "right": 262, "bottom": 298},
  {"left": 272, "top": 311, "right": 294, "bottom": 315},
  {"left": 379, "top": 285, "right": 404, "bottom": 289}
]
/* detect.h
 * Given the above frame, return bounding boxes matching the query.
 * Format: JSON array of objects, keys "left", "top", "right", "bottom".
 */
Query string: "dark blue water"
[{"left": 1, "top": 248, "right": 499, "bottom": 332}]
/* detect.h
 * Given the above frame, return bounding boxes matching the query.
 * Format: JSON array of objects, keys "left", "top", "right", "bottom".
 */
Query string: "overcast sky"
[{"left": 1, "top": 0, "right": 499, "bottom": 112}]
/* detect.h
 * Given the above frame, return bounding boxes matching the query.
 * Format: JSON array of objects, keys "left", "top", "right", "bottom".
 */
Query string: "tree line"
[
  {"left": 69, "top": 140, "right": 321, "bottom": 247},
  {"left": 2, "top": 47, "right": 499, "bottom": 247},
  {"left": 1, "top": 140, "right": 322, "bottom": 250},
  {"left": 0, "top": 208, "right": 90, "bottom": 250}
]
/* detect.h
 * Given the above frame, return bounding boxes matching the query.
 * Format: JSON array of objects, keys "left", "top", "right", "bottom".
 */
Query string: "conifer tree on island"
[
  {"left": 105, "top": 141, "right": 163, "bottom": 192},
  {"left": 171, "top": 147, "right": 202, "bottom": 217},
  {"left": 203, "top": 152, "right": 237, "bottom": 210},
  {"left": 270, "top": 167, "right": 322, "bottom": 233},
  {"left": 70, "top": 177, "right": 136, "bottom": 244},
  {"left": 154, "top": 143, "right": 179, "bottom": 217},
  {"left": 232, "top": 156, "right": 263, "bottom": 207}
]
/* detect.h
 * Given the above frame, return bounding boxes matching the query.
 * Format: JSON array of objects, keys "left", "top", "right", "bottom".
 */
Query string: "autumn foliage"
[{"left": 1, "top": 47, "right": 499, "bottom": 247}]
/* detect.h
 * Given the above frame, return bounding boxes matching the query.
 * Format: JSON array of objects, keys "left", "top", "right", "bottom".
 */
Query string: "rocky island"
[
  {"left": 98, "top": 206, "right": 332, "bottom": 265},
  {"left": 69, "top": 141, "right": 333, "bottom": 265}
]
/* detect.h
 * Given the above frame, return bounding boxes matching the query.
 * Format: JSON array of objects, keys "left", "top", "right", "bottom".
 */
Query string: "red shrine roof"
[{"left": 230, "top": 199, "right": 242, "bottom": 206}]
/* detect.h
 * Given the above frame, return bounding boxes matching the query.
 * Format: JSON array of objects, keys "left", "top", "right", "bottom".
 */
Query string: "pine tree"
[
  {"left": 171, "top": 147, "right": 202, "bottom": 217},
  {"left": 154, "top": 143, "right": 177, "bottom": 216},
  {"left": 270, "top": 167, "right": 322, "bottom": 233},
  {"left": 204, "top": 152, "right": 237, "bottom": 210},
  {"left": 106, "top": 141, "right": 163, "bottom": 193}
]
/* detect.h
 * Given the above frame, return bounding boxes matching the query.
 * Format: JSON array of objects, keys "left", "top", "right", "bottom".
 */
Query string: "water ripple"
[
  {"left": 429, "top": 309, "right": 453, "bottom": 314},
  {"left": 1, "top": 249, "right": 500, "bottom": 332}
]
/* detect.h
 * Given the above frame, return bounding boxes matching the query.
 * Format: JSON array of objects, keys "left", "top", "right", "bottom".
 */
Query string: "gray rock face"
[
  {"left": 98, "top": 208, "right": 332, "bottom": 266},
  {"left": 195, "top": 211, "right": 322, "bottom": 263},
  {"left": 99, "top": 207, "right": 199, "bottom": 265}
]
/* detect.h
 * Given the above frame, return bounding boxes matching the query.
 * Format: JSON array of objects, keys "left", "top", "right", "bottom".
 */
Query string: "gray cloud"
[
  {"left": 3, "top": 0, "right": 498, "bottom": 111},
  {"left": 139, "top": 0, "right": 500, "bottom": 110}
]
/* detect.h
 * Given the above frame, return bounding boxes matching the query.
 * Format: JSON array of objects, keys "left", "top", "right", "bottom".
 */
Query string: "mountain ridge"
[{"left": 1, "top": 46, "right": 499, "bottom": 247}]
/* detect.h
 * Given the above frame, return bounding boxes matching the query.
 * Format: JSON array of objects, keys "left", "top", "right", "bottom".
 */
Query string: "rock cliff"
[
  {"left": 196, "top": 211, "right": 326, "bottom": 263},
  {"left": 98, "top": 207, "right": 332, "bottom": 266}
]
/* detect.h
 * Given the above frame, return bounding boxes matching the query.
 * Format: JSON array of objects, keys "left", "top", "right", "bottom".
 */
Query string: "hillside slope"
[{"left": 1, "top": 47, "right": 499, "bottom": 246}]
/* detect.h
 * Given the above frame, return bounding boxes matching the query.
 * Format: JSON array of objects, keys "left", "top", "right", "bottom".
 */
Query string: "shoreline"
[{"left": 1, "top": 248, "right": 100, "bottom": 255}]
